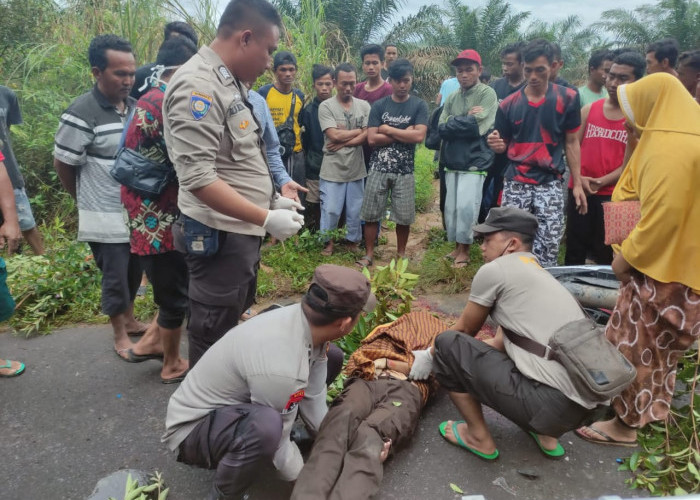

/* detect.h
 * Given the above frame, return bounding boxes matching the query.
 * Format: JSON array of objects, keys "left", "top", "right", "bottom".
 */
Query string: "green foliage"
[
  {"left": 6, "top": 220, "right": 102, "bottom": 334},
  {"left": 5, "top": 220, "right": 155, "bottom": 335},
  {"left": 596, "top": 0, "right": 700, "bottom": 51},
  {"left": 618, "top": 349, "right": 700, "bottom": 495},
  {"left": 417, "top": 227, "right": 483, "bottom": 294},
  {"left": 109, "top": 471, "right": 169, "bottom": 500},
  {"left": 258, "top": 228, "right": 356, "bottom": 296},
  {"left": 335, "top": 258, "right": 418, "bottom": 356},
  {"left": 413, "top": 145, "right": 436, "bottom": 214}
]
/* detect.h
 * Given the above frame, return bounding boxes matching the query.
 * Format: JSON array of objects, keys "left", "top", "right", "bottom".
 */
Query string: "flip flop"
[
  {"left": 528, "top": 431, "right": 566, "bottom": 459},
  {"left": 452, "top": 260, "right": 470, "bottom": 269},
  {"left": 161, "top": 372, "right": 187, "bottom": 384},
  {"left": 355, "top": 255, "right": 373, "bottom": 268},
  {"left": 124, "top": 349, "right": 164, "bottom": 363},
  {"left": 0, "top": 359, "right": 25, "bottom": 378},
  {"left": 439, "top": 420, "right": 499, "bottom": 461},
  {"left": 574, "top": 425, "right": 638, "bottom": 447}
]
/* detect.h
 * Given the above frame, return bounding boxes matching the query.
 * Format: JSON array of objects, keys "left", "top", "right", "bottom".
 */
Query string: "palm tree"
[
  {"left": 525, "top": 15, "right": 604, "bottom": 83},
  {"left": 595, "top": 0, "right": 700, "bottom": 51}
]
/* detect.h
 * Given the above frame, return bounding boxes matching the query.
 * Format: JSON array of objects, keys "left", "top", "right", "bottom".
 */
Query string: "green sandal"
[
  {"left": 528, "top": 431, "right": 565, "bottom": 459},
  {"left": 0, "top": 359, "right": 25, "bottom": 378},
  {"left": 439, "top": 420, "right": 499, "bottom": 461}
]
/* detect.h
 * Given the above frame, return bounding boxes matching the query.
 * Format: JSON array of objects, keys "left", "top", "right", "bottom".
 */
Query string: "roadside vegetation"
[{"left": 0, "top": 0, "right": 698, "bottom": 494}]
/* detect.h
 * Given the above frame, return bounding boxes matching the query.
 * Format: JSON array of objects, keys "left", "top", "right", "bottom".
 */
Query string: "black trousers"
[
  {"left": 564, "top": 190, "right": 613, "bottom": 265},
  {"left": 88, "top": 242, "right": 142, "bottom": 317},
  {"left": 178, "top": 404, "right": 282, "bottom": 500},
  {"left": 174, "top": 221, "right": 262, "bottom": 367},
  {"left": 433, "top": 331, "right": 602, "bottom": 438}
]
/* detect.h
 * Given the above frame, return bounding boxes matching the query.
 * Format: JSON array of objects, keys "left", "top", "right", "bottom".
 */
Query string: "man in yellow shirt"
[{"left": 258, "top": 52, "right": 306, "bottom": 202}]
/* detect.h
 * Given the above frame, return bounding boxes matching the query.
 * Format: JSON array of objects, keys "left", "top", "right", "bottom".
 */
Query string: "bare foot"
[
  {"left": 125, "top": 320, "right": 149, "bottom": 336},
  {"left": 577, "top": 417, "right": 637, "bottom": 444},
  {"left": 446, "top": 249, "right": 459, "bottom": 260},
  {"left": 379, "top": 439, "right": 392, "bottom": 463},
  {"left": 443, "top": 420, "right": 497, "bottom": 456},
  {"left": 131, "top": 336, "right": 164, "bottom": 357},
  {"left": 162, "top": 358, "right": 189, "bottom": 380},
  {"left": 114, "top": 339, "right": 134, "bottom": 360},
  {"left": 345, "top": 243, "right": 359, "bottom": 253},
  {"left": 535, "top": 434, "right": 560, "bottom": 451},
  {"left": 241, "top": 308, "right": 257, "bottom": 321},
  {"left": 321, "top": 243, "right": 333, "bottom": 256}
]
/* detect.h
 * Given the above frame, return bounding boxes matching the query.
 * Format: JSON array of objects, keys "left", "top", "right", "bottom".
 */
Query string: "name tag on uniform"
[{"left": 228, "top": 102, "right": 246, "bottom": 116}]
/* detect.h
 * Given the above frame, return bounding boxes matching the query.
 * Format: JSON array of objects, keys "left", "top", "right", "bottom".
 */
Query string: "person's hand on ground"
[
  {"left": 270, "top": 193, "right": 304, "bottom": 212},
  {"left": 280, "top": 181, "right": 308, "bottom": 203},
  {"left": 380, "top": 439, "right": 392, "bottom": 463},
  {"left": 487, "top": 130, "right": 506, "bottom": 154},
  {"left": 408, "top": 348, "right": 433, "bottom": 380},
  {"left": 571, "top": 185, "right": 588, "bottom": 215},
  {"left": 263, "top": 209, "right": 304, "bottom": 241}
]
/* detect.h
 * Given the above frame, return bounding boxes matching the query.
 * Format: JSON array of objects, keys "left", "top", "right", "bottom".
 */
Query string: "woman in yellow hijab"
[{"left": 576, "top": 73, "right": 700, "bottom": 446}]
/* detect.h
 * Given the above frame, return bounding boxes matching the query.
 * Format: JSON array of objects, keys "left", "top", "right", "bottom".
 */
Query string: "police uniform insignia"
[
  {"left": 239, "top": 120, "right": 249, "bottom": 130},
  {"left": 218, "top": 65, "right": 232, "bottom": 80},
  {"left": 282, "top": 389, "right": 305, "bottom": 414},
  {"left": 190, "top": 91, "right": 213, "bottom": 121}
]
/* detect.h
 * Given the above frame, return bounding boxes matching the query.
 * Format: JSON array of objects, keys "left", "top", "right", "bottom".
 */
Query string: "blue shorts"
[{"left": 14, "top": 188, "right": 37, "bottom": 232}]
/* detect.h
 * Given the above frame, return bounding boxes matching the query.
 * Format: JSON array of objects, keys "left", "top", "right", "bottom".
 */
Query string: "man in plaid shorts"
[{"left": 357, "top": 59, "right": 428, "bottom": 267}]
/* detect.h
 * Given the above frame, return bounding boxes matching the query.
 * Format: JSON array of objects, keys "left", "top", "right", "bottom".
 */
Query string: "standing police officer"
[{"left": 163, "top": 0, "right": 304, "bottom": 367}]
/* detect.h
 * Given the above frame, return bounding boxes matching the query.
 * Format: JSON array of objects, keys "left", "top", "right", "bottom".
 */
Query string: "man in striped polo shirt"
[{"left": 54, "top": 34, "right": 146, "bottom": 359}]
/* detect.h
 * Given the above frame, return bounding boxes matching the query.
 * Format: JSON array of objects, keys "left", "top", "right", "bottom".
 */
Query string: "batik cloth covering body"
[{"left": 291, "top": 312, "right": 447, "bottom": 500}]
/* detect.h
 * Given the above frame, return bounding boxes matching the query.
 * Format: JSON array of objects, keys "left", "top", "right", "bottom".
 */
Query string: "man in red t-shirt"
[
  {"left": 564, "top": 52, "right": 645, "bottom": 265},
  {"left": 488, "top": 39, "right": 585, "bottom": 267}
]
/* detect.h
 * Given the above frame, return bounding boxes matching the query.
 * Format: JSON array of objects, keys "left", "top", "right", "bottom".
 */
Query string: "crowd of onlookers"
[{"left": 1, "top": 0, "right": 699, "bottom": 497}]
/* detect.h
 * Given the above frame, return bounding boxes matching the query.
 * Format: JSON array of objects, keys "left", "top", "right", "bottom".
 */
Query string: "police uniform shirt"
[
  {"left": 163, "top": 45, "right": 274, "bottom": 236},
  {"left": 162, "top": 304, "right": 330, "bottom": 481}
]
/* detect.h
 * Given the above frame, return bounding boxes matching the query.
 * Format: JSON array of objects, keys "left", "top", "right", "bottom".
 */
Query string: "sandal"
[
  {"left": 355, "top": 255, "right": 373, "bottom": 268},
  {"left": 574, "top": 425, "right": 638, "bottom": 447},
  {"left": 0, "top": 359, "right": 25, "bottom": 378},
  {"left": 439, "top": 420, "right": 499, "bottom": 461}
]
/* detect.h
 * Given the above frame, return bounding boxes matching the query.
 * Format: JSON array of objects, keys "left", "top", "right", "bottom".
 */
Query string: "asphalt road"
[{"left": 1, "top": 319, "right": 642, "bottom": 500}]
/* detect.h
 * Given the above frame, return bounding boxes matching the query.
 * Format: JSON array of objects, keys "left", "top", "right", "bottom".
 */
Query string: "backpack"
[{"left": 424, "top": 105, "right": 443, "bottom": 150}]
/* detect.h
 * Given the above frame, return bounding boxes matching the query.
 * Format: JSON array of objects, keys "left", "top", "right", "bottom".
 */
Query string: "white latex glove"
[
  {"left": 263, "top": 209, "right": 304, "bottom": 241},
  {"left": 270, "top": 193, "right": 304, "bottom": 211},
  {"left": 409, "top": 348, "right": 433, "bottom": 380}
]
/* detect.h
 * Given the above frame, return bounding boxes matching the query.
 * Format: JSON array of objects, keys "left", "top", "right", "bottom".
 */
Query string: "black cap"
[
  {"left": 273, "top": 51, "right": 297, "bottom": 70},
  {"left": 473, "top": 207, "right": 538, "bottom": 237}
]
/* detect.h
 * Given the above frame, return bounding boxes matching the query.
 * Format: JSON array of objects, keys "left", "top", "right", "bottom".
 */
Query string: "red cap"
[{"left": 451, "top": 49, "right": 482, "bottom": 67}]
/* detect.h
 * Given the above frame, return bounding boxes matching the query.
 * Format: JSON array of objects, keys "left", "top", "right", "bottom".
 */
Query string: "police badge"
[{"left": 190, "top": 91, "right": 213, "bottom": 120}]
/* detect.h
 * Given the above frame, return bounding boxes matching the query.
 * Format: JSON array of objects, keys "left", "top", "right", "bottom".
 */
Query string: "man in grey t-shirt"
[
  {"left": 409, "top": 207, "right": 603, "bottom": 461},
  {"left": 318, "top": 63, "right": 370, "bottom": 255}
]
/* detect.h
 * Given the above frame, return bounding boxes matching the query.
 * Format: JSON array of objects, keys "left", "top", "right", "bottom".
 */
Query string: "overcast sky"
[{"left": 402, "top": 0, "right": 643, "bottom": 29}]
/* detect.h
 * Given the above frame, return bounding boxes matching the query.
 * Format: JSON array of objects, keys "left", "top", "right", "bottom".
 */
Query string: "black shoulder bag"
[{"left": 276, "top": 92, "right": 297, "bottom": 162}]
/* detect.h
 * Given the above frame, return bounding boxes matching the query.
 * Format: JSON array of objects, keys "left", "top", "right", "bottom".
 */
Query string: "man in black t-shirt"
[
  {"left": 480, "top": 42, "right": 526, "bottom": 222},
  {"left": 357, "top": 59, "right": 428, "bottom": 268}
]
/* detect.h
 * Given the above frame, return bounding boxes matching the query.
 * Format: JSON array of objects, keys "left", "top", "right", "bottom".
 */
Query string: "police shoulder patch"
[{"left": 190, "top": 91, "right": 213, "bottom": 121}]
